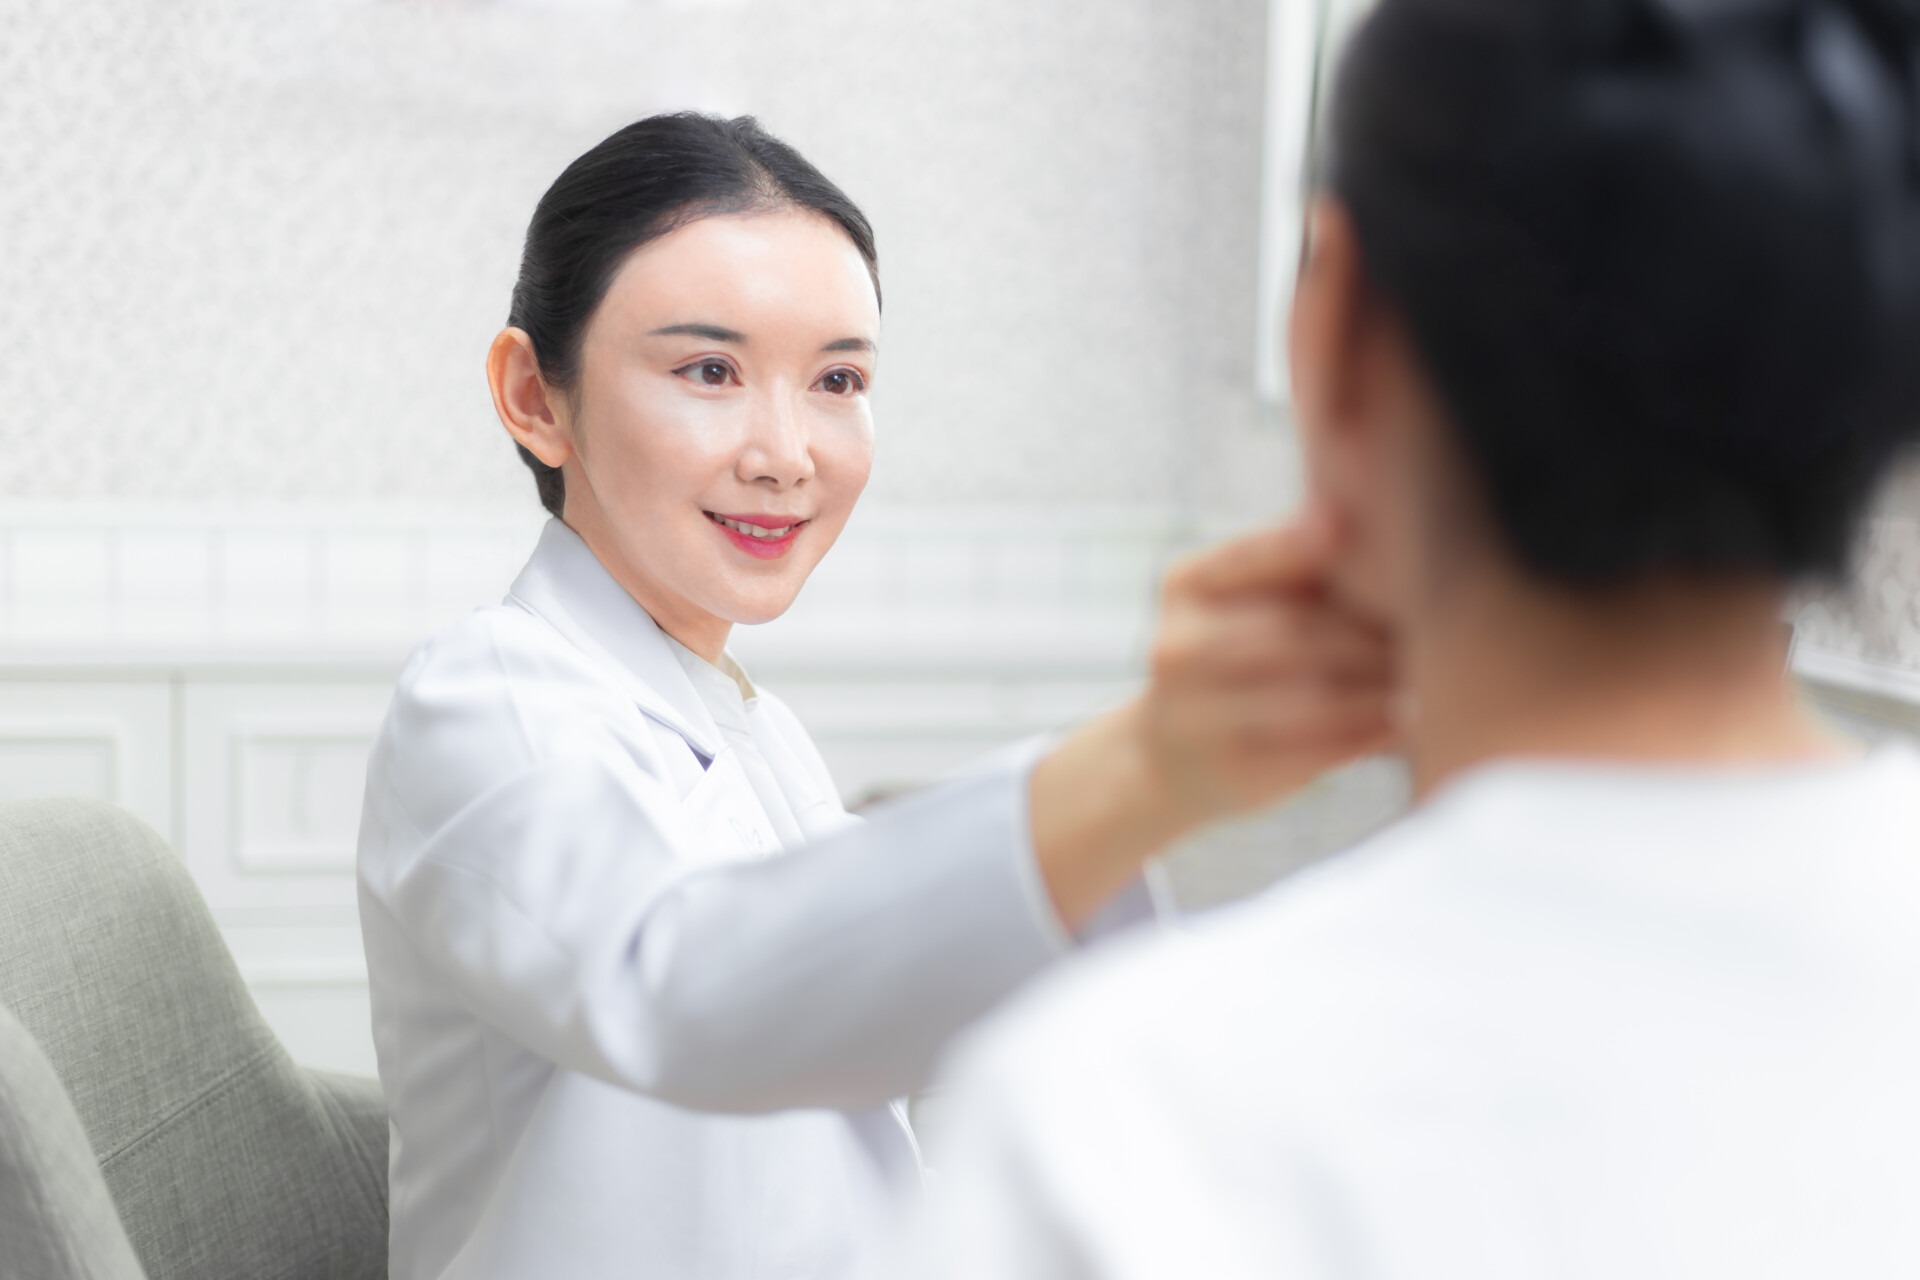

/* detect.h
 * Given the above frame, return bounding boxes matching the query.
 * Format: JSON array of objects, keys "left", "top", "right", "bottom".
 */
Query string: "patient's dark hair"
[
  {"left": 507, "top": 113, "right": 879, "bottom": 518},
  {"left": 1327, "top": 0, "right": 1920, "bottom": 584}
]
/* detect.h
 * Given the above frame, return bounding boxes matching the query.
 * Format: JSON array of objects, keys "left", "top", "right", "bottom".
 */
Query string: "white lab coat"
[{"left": 356, "top": 518, "right": 1155, "bottom": 1280}]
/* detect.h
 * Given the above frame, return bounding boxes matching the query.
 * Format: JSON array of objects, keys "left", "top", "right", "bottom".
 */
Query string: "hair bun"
[
  {"left": 1329, "top": 0, "right": 1920, "bottom": 584},
  {"left": 1567, "top": 0, "right": 1920, "bottom": 172},
  {"left": 1544, "top": 0, "right": 1920, "bottom": 458}
]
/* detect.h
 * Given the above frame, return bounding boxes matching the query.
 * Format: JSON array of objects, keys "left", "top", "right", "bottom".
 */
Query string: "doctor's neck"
[
  {"left": 1396, "top": 555, "right": 1843, "bottom": 803},
  {"left": 564, "top": 502, "right": 734, "bottom": 664}
]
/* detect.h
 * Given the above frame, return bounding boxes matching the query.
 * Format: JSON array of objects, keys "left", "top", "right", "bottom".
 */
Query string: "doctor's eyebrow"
[
  {"left": 650, "top": 323, "right": 746, "bottom": 344},
  {"left": 647, "top": 325, "right": 874, "bottom": 356}
]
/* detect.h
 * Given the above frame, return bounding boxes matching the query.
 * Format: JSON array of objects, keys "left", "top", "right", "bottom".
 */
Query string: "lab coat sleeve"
[
  {"left": 359, "top": 617, "right": 1080, "bottom": 1114},
  {"left": 906, "top": 728, "right": 1171, "bottom": 949}
]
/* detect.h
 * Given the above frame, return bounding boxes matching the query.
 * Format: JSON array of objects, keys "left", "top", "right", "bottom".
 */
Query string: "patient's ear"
[
  {"left": 1288, "top": 200, "right": 1380, "bottom": 569},
  {"left": 1287, "top": 199, "right": 1434, "bottom": 620},
  {"left": 488, "top": 328, "right": 574, "bottom": 468},
  {"left": 1290, "top": 199, "right": 1363, "bottom": 426}
]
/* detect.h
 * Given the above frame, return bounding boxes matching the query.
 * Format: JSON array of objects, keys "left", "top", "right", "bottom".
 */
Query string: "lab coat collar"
[
  {"left": 666, "top": 640, "right": 757, "bottom": 737},
  {"left": 506, "top": 518, "right": 725, "bottom": 762}
]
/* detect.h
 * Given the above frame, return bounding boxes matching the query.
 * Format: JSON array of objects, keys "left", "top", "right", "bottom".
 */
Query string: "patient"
[{"left": 899, "top": 0, "right": 1920, "bottom": 1275}]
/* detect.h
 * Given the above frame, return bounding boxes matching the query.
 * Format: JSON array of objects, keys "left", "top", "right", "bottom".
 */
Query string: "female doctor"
[{"left": 356, "top": 112, "right": 1394, "bottom": 1280}]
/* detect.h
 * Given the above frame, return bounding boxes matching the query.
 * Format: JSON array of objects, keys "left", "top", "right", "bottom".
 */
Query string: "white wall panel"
[
  {"left": 9, "top": 531, "right": 113, "bottom": 646},
  {"left": 768, "top": 673, "right": 1137, "bottom": 806},
  {"left": 229, "top": 716, "right": 388, "bottom": 876},
  {"left": 222, "top": 909, "right": 376, "bottom": 1076},
  {"left": 115, "top": 530, "right": 212, "bottom": 646},
  {"left": 0, "top": 733, "right": 118, "bottom": 805},
  {"left": 220, "top": 529, "right": 324, "bottom": 646},
  {"left": 251, "top": 985, "right": 378, "bottom": 1078},
  {"left": 176, "top": 680, "right": 393, "bottom": 1072},
  {"left": 0, "top": 681, "right": 173, "bottom": 841},
  {"left": 179, "top": 681, "right": 394, "bottom": 913}
]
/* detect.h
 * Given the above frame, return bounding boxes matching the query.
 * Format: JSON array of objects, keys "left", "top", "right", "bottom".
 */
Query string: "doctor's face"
[{"left": 554, "top": 210, "right": 879, "bottom": 653}]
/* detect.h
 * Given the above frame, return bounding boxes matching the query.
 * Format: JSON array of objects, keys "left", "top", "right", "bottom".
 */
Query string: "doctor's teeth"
[{"left": 714, "top": 515, "right": 795, "bottom": 538}]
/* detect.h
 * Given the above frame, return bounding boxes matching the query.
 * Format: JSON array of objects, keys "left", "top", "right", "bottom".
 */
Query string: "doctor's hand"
[
  {"left": 1029, "top": 508, "right": 1396, "bottom": 930},
  {"left": 1136, "top": 506, "right": 1396, "bottom": 821}
]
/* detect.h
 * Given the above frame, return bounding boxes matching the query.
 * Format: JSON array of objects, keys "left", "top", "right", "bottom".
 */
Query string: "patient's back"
[{"left": 924, "top": 748, "right": 1920, "bottom": 1280}]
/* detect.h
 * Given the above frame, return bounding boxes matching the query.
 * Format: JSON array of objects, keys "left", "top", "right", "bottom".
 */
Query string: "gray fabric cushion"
[
  {"left": 0, "top": 799, "right": 387, "bottom": 1280},
  {"left": 0, "top": 1001, "right": 146, "bottom": 1280}
]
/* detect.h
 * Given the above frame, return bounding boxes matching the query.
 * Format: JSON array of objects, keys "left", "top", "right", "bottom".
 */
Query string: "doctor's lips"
[{"left": 705, "top": 510, "right": 811, "bottom": 560}]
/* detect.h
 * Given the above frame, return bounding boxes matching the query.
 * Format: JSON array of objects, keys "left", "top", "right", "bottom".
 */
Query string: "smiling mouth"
[{"left": 705, "top": 512, "right": 809, "bottom": 540}]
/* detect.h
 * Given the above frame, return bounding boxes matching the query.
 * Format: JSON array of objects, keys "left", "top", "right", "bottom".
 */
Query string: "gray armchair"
[{"left": 0, "top": 798, "right": 388, "bottom": 1279}]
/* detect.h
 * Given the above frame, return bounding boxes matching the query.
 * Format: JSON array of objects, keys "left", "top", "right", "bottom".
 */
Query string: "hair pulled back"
[
  {"left": 1328, "top": 0, "right": 1920, "bottom": 585},
  {"left": 507, "top": 113, "right": 879, "bottom": 517}
]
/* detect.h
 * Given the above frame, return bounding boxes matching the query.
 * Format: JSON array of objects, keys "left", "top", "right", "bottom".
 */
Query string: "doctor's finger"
[
  {"left": 1161, "top": 683, "right": 1393, "bottom": 752},
  {"left": 1202, "top": 711, "right": 1398, "bottom": 812},
  {"left": 1157, "top": 601, "right": 1395, "bottom": 685},
  {"left": 1160, "top": 509, "right": 1337, "bottom": 601},
  {"left": 1230, "top": 721, "right": 1400, "bottom": 798},
  {"left": 1226, "top": 684, "right": 1395, "bottom": 745}
]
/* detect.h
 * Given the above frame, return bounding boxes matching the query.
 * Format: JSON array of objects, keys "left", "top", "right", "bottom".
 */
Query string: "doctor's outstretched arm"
[
  {"left": 359, "top": 513, "right": 1392, "bottom": 1115},
  {"left": 1031, "top": 511, "right": 1392, "bottom": 930}
]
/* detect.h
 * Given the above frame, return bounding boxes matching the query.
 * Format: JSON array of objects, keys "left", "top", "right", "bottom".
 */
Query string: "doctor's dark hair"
[
  {"left": 1325, "top": 0, "right": 1920, "bottom": 585},
  {"left": 506, "top": 113, "right": 880, "bottom": 518}
]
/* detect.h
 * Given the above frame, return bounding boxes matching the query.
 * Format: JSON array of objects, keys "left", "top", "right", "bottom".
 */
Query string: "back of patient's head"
[{"left": 1328, "top": 0, "right": 1920, "bottom": 587}]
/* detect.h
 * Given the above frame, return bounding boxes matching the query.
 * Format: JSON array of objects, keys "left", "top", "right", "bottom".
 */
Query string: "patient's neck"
[{"left": 1403, "top": 563, "right": 1847, "bottom": 803}]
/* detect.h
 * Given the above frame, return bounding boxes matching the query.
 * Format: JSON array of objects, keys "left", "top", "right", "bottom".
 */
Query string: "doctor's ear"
[{"left": 488, "top": 328, "right": 575, "bottom": 468}]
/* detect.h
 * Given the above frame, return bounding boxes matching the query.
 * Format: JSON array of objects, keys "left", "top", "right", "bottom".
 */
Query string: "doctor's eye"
[
  {"left": 815, "top": 367, "right": 866, "bottom": 396},
  {"left": 674, "top": 359, "right": 738, "bottom": 388}
]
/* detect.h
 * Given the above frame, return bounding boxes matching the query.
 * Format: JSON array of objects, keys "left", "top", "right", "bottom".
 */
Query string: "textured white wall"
[
  {"left": 0, "top": 0, "right": 1282, "bottom": 514},
  {"left": 1, "top": 0, "right": 1914, "bottom": 940}
]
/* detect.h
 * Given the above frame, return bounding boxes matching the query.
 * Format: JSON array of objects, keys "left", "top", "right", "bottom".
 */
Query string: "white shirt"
[
  {"left": 357, "top": 519, "right": 1155, "bottom": 1280},
  {"left": 905, "top": 748, "right": 1920, "bottom": 1280}
]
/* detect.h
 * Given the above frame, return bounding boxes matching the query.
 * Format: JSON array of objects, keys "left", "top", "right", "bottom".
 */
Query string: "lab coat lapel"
[{"left": 505, "top": 518, "right": 724, "bottom": 763}]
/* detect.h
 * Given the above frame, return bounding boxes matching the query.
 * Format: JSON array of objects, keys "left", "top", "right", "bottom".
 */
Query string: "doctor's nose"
[{"left": 739, "top": 391, "right": 816, "bottom": 489}]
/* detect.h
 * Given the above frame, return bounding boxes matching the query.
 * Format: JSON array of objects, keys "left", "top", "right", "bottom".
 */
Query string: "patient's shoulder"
[{"left": 948, "top": 819, "right": 1440, "bottom": 1115}]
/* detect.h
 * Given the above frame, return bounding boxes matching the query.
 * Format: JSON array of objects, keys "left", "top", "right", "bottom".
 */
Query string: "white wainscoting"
[
  {"left": 2, "top": 503, "right": 1916, "bottom": 1075},
  {"left": 0, "top": 682, "right": 173, "bottom": 834},
  {"left": 0, "top": 502, "right": 1179, "bottom": 1075}
]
